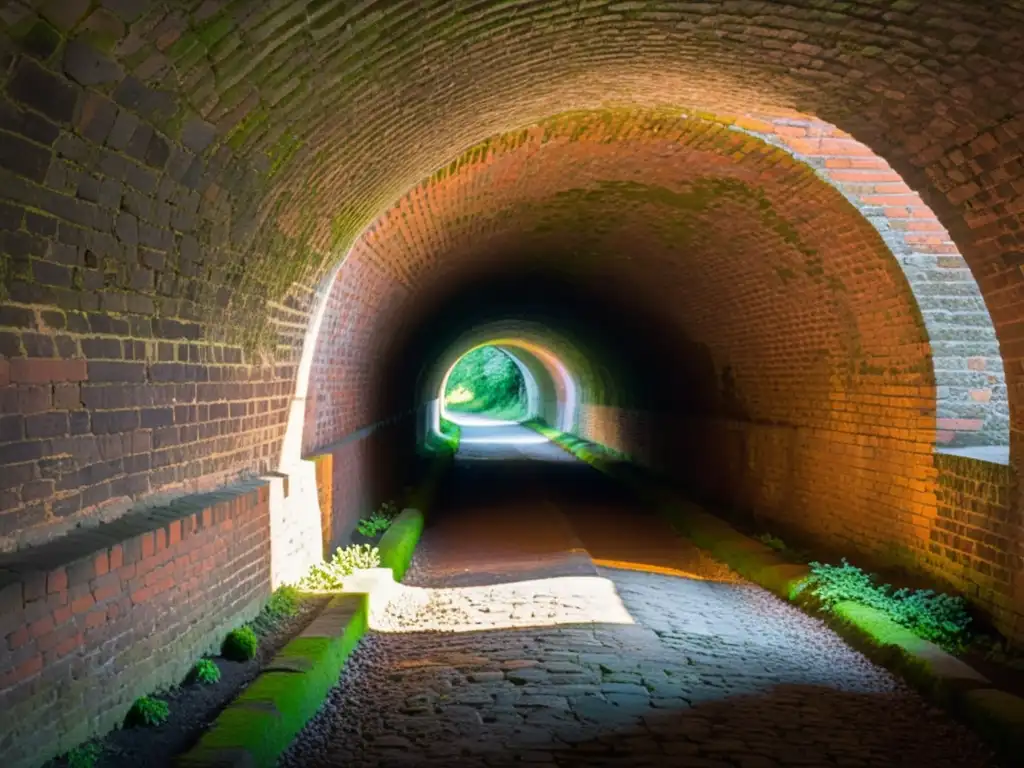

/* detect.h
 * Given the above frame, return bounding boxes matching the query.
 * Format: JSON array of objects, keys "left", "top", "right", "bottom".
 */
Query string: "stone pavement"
[{"left": 281, "top": 425, "right": 998, "bottom": 767}]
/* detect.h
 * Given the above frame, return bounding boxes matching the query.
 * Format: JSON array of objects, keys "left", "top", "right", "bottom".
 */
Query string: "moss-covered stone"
[
  {"left": 177, "top": 594, "right": 368, "bottom": 768},
  {"left": 377, "top": 508, "right": 424, "bottom": 582}
]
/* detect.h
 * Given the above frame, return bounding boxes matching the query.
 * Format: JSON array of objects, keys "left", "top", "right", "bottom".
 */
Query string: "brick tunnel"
[{"left": 1, "top": 2, "right": 1023, "bottom": 766}]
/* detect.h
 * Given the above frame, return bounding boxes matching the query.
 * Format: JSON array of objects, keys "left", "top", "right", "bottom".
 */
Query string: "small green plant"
[
  {"left": 757, "top": 533, "right": 786, "bottom": 551},
  {"left": 222, "top": 625, "right": 259, "bottom": 661},
  {"left": 265, "top": 584, "right": 300, "bottom": 619},
  {"left": 66, "top": 742, "right": 101, "bottom": 768},
  {"left": 191, "top": 658, "right": 221, "bottom": 684},
  {"left": 249, "top": 584, "right": 302, "bottom": 635},
  {"left": 126, "top": 696, "right": 170, "bottom": 727},
  {"left": 298, "top": 544, "right": 381, "bottom": 591},
  {"left": 356, "top": 500, "right": 400, "bottom": 537},
  {"left": 794, "top": 559, "right": 972, "bottom": 651}
]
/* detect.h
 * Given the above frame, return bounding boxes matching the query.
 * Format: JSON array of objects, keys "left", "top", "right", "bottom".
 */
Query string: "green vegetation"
[
  {"left": 377, "top": 509, "right": 425, "bottom": 582},
  {"left": 356, "top": 500, "right": 399, "bottom": 537},
  {"left": 65, "top": 742, "right": 101, "bottom": 768},
  {"left": 191, "top": 658, "right": 222, "bottom": 685},
  {"left": 757, "top": 532, "right": 786, "bottom": 551},
  {"left": 248, "top": 584, "right": 302, "bottom": 636},
  {"left": 794, "top": 559, "right": 972, "bottom": 651},
  {"left": 421, "top": 416, "right": 461, "bottom": 456},
  {"left": 222, "top": 626, "right": 259, "bottom": 662},
  {"left": 126, "top": 696, "right": 170, "bottom": 728},
  {"left": 444, "top": 345, "right": 526, "bottom": 420},
  {"left": 298, "top": 544, "right": 381, "bottom": 591}
]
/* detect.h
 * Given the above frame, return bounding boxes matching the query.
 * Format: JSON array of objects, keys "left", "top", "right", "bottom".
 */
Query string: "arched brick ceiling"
[
  {"left": 7, "top": 1, "right": 1016, "bottom": 357},
  {"left": 306, "top": 112, "right": 934, "bottom": 453},
  {"left": 1, "top": 1, "right": 1021, "bottom": 545}
]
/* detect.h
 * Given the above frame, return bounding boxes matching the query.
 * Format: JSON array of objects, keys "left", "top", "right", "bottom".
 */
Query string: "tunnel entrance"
[{"left": 443, "top": 345, "right": 529, "bottom": 423}]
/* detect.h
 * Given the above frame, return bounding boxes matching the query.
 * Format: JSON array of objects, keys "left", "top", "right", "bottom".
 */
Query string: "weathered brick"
[
  {"left": 63, "top": 39, "right": 124, "bottom": 87},
  {"left": 87, "top": 361, "right": 146, "bottom": 383},
  {"left": 7, "top": 58, "right": 79, "bottom": 124},
  {"left": 25, "top": 412, "right": 68, "bottom": 439},
  {"left": 0, "top": 131, "right": 53, "bottom": 183},
  {"left": 9, "top": 359, "right": 87, "bottom": 384}
]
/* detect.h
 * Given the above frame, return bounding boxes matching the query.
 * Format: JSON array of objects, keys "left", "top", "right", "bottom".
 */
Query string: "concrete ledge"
[
  {"left": 176, "top": 593, "right": 369, "bottom": 768},
  {"left": 175, "top": 453, "right": 450, "bottom": 767},
  {"left": 526, "top": 421, "right": 1024, "bottom": 760},
  {"left": 378, "top": 508, "right": 425, "bottom": 582}
]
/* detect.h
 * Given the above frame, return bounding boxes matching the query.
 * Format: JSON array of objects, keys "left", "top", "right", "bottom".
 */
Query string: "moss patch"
[
  {"left": 377, "top": 509, "right": 424, "bottom": 582},
  {"left": 176, "top": 594, "right": 368, "bottom": 768}
]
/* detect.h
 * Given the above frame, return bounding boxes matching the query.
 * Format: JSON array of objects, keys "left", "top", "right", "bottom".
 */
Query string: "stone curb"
[
  {"left": 174, "top": 455, "right": 448, "bottom": 768},
  {"left": 525, "top": 422, "right": 1024, "bottom": 760}
]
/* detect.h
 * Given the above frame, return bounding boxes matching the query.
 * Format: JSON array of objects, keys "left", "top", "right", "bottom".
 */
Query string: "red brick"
[
  {"left": 29, "top": 615, "right": 55, "bottom": 639},
  {"left": 84, "top": 610, "right": 106, "bottom": 630},
  {"left": 7, "top": 625, "right": 29, "bottom": 650},
  {"left": 54, "top": 634, "right": 82, "bottom": 658},
  {"left": 70, "top": 593, "right": 94, "bottom": 615},
  {"left": 109, "top": 544, "right": 123, "bottom": 570},
  {"left": 94, "top": 552, "right": 109, "bottom": 577},
  {"left": 4, "top": 653, "right": 42, "bottom": 685},
  {"left": 52, "top": 605, "right": 72, "bottom": 625},
  {"left": 8, "top": 359, "right": 87, "bottom": 384},
  {"left": 141, "top": 533, "right": 155, "bottom": 559},
  {"left": 47, "top": 568, "right": 67, "bottom": 594}
]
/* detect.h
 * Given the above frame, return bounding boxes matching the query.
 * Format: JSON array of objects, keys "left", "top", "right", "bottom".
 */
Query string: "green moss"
[
  {"left": 180, "top": 596, "right": 368, "bottom": 768},
  {"left": 196, "top": 14, "right": 235, "bottom": 48},
  {"left": 226, "top": 105, "right": 269, "bottom": 150},
  {"left": 377, "top": 509, "right": 424, "bottom": 581},
  {"left": 167, "top": 31, "right": 203, "bottom": 61}
]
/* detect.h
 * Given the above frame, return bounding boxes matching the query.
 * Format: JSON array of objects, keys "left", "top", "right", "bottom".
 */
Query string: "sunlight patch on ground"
[
  {"left": 370, "top": 575, "right": 636, "bottom": 633},
  {"left": 445, "top": 413, "right": 522, "bottom": 427},
  {"left": 593, "top": 559, "right": 733, "bottom": 583},
  {"left": 459, "top": 434, "right": 549, "bottom": 445}
]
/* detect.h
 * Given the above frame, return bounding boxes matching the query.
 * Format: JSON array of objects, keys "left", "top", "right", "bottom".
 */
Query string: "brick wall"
[
  {"left": 580, "top": 405, "right": 1024, "bottom": 644},
  {"left": 0, "top": 480, "right": 272, "bottom": 768},
  {"left": 736, "top": 116, "right": 1009, "bottom": 449},
  {"left": 307, "top": 417, "right": 413, "bottom": 556},
  {"left": 1, "top": 2, "right": 1022, "bottom": 572}
]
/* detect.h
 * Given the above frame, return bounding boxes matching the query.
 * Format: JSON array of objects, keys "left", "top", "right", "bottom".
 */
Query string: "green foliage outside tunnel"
[{"left": 444, "top": 345, "right": 527, "bottom": 420}]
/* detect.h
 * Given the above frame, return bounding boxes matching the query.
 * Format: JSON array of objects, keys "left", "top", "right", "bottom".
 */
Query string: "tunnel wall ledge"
[
  {"left": 526, "top": 422, "right": 1024, "bottom": 760},
  {"left": 177, "top": 457, "right": 444, "bottom": 768},
  {"left": 0, "top": 478, "right": 274, "bottom": 768},
  {"left": 175, "top": 591, "right": 370, "bottom": 768}
]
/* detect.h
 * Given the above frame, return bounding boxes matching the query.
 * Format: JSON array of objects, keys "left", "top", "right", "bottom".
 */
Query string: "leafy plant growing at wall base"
[
  {"left": 357, "top": 500, "right": 399, "bottom": 537},
  {"left": 65, "top": 742, "right": 102, "bottom": 768},
  {"left": 248, "top": 584, "right": 302, "bottom": 636},
  {"left": 191, "top": 658, "right": 221, "bottom": 685},
  {"left": 222, "top": 625, "right": 259, "bottom": 661},
  {"left": 757, "top": 533, "right": 786, "bottom": 552},
  {"left": 126, "top": 696, "right": 170, "bottom": 727},
  {"left": 794, "top": 559, "right": 972, "bottom": 651},
  {"left": 298, "top": 544, "right": 381, "bottom": 591}
]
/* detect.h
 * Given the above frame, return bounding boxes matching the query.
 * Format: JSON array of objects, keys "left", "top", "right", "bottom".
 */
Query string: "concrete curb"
[
  {"left": 176, "top": 592, "right": 369, "bottom": 768},
  {"left": 175, "top": 456, "right": 447, "bottom": 767},
  {"left": 526, "top": 422, "right": 1024, "bottom": 760}
]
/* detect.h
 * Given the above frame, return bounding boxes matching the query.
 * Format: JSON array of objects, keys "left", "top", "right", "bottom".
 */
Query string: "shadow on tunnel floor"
[
  {"left": 282, "top": 620, "right": 1003, "bottom": 768},
  {"left": 415, "top": 453, "right": 726, "bottom": 591}
]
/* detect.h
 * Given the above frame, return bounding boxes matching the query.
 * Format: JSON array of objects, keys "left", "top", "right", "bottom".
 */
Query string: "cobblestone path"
[{"left": 281, "top": 425, "right": 998, "bottom": 767}]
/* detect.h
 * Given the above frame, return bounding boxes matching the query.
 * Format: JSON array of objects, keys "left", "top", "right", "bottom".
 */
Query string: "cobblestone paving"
[{"left": 281, "top": 430, "right": 999, "bottom": 767}]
